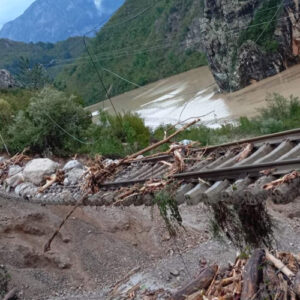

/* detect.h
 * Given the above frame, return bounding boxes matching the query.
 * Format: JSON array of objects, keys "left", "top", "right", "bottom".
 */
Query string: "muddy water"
[{"left": 87, "top": 64, "right": 300, "bottom": 128}]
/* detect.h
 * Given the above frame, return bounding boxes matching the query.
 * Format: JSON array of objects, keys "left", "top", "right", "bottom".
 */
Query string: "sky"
[{"left": 0, "top": 0, "right": 35, "bottom": 29}]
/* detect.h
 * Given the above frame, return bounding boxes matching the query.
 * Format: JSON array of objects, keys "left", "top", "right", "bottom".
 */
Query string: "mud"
[{"left": 1, "top": 195, "right": 300, "bottom": 299}]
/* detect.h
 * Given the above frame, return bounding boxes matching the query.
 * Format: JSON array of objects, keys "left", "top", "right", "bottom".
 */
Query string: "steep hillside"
[
  {"left": 200, "top": 0, "right": 300, "bottom": 92},
  {"left": 56, "top": 0, "right": 208, "bottom": 105},
  {"left": 0, "top": 0, "right": 125, "bottom": 43},
  {"left": 0, "top": 37, "right": 85, "bottom": 77},
  {"left": 57, "top": 0, "right": 300, "bottom": 105}
]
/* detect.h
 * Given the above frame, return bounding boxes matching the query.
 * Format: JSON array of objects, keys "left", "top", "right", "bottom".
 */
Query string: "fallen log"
[
  {"left": 171, "top": 265, "right": 218, "bottom": 300},
  {"left": 240, "top": 249, "right": 264, "bottom": 300}
]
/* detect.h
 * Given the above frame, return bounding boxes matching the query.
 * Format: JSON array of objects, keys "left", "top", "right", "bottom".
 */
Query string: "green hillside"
[
  {"left": 0, "top": 37, "right": 85, "bottom": 77},
  {"left": 56, "top": 0, "right": 207, "bottom": 105}
]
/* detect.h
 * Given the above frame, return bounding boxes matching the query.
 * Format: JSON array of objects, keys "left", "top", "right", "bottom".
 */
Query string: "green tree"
[
  {"left": 8, "top": 87, "right": 91, "bottom": 154},
  {"left": 17, "top": 56, "right": 51, "bottom": 89}
]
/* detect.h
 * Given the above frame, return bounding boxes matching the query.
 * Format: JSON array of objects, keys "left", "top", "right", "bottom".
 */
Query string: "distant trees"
[{"left": 17, "top": 56, "right": 51, "bottom": 89}]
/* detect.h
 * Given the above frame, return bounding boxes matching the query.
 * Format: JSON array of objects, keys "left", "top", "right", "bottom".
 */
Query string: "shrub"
[{"left": 8, "top": 87, "right": 91, "bottom": 155}]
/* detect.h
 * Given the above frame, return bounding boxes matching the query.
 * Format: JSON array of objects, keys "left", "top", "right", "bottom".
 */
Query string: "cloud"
[
  {"left": 93, "top": 0, "right": 103, "bottom": 10},
  {"left": 0, "top": 0, "right": 35, "bottom": 29}
]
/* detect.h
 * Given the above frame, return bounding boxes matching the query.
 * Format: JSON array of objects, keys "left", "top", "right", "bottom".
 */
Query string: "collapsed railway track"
[{"left": 1, "top": 128, "right": 300, "bottom": 206}]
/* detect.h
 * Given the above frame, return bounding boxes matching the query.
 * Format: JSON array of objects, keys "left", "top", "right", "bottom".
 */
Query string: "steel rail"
[
  {"left": 101, "top": 158, "right": 300, "bottom": 187},
  {"left": 128, "top": 128, "right": 300, "bottom": 164}
]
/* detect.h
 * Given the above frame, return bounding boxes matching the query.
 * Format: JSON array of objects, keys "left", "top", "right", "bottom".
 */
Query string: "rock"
[
  {"left": 170, "top": 269, "right": 180, "bottom": 276},
  {"left": 197, "top": 0, "right": 300, "bottom": 92},
  {"left": 15, "top": 182, "right": 37, "bottom": 197},
  {"left": 0, "top": 157, "right": 5, "bottom": 163},
  {"left": 23, "top": 158, "right": 59, "bottom": 185},
  {"left": 66, "top": 168, "right": 85, "bottom": 185},
  {"left": 63, "top": 160, "right": 83, "bottom": 171},
  {"left": 8, "top": 165, "right": 22, "bottom": 177},
  {"left": 0, "top": 69, "right": 17, "bottom": 89},
  {"left": 5, "top": 173, "right": 24, "bottom": 188}
]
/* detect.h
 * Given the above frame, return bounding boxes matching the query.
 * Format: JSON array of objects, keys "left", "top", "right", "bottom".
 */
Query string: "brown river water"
[{"left": 87, "top": 64, "right": 300, "bottom": 128}]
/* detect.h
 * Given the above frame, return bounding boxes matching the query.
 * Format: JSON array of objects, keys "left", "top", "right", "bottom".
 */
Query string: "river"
[{"left": 87, "top": 64, "right": 300, "bottom": 128}]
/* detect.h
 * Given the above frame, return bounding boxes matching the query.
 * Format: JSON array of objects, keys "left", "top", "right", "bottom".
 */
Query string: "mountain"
[
  {"left": 0, "top": 37, "right": 86, "bottom": 77},
  {"left": 56, "top": 0, "right": 208, "bottom": 105},
  {"left": 0, "top": 0, "right": 125, "bottom": 43}
]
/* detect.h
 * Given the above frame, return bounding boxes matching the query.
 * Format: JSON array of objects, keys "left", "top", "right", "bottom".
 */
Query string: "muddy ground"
[{"left": 1, "top": 196, "right": 300, "bottom": 299}]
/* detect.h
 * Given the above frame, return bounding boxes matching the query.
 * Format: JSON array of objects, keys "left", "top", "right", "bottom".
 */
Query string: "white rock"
[
  {"left": 23, "top": 158, "right": 59, "bottom": 185},
  {"left": 8, "top": 165, "right": 22, "bottom": 177},
  {"left": 0, "top": 157, "right": 5, "bottom": 163},
  {"left": 5, "top": 173, "right": 24, "bottom": 188},
  {"left": 63, "top": 160, "right": 83, "bottom": 171},
  {"left": 66, "top": 168, "right": 85, "bottom": 185}
]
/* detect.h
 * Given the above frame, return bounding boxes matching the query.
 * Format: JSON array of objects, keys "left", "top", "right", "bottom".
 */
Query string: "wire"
[
  {"left": 0, "top": 132, "right": 10, "bottom": 155},
  {"left": 44, "top": 112, "right": 92, "bottom": 145}
]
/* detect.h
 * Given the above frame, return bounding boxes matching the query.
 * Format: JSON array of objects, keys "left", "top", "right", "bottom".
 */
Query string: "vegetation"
[
  {"left": 0, "top": 37, "right": 85, "bottom": 78},
  {"left": 0, "top": 91, "right": 299, "bottom": 158},
  {"left": 3, "top": 88, "right": 91, "bottom": 155},
  {"left": 56, "top": 0, "right": 207, "bottom": 105},
  {"left": 238, "top": 0, "right": 282, "bottom": 52}
]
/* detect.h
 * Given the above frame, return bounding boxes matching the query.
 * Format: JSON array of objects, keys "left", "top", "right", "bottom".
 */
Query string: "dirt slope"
[{"left": 1, "top": 196, "right": 300, "bottom": 299}]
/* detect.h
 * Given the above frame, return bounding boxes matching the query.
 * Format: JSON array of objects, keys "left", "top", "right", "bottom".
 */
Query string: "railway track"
[{"left": 1, "top": 128, "right": 300, "bottom": 206}]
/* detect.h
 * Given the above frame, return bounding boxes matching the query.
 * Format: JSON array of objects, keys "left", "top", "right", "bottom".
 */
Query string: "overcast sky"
[{"left": 0, "top": 0, "right": 36, "bottom": 29}]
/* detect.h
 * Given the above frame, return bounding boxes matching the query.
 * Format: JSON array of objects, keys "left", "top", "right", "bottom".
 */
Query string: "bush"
[
  {"left": 7, "top": 87, "right": 91, "bottom": 155},
  {"left": 88, "top": 111, "right": 151, "bottom": 157}
]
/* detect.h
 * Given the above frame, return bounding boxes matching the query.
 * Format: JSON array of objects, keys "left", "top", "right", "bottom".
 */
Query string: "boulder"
[
  {"left": 63, "top": 160, "right": 83, "bottom": 171},
  {"left": 8, "top": 165, "right": 22, "bottom": 177},
  {"left": 5, "top": 173, "right": 24, "bottom": 188},
  {"left": 23, "top": 158, "right": 59, "bottom": 185},
  {"left": 0, "top": 69, "right": 17, "bottom": 89},
  {"left": 65, "top": 168, "right": 85, "bottom": 185}
]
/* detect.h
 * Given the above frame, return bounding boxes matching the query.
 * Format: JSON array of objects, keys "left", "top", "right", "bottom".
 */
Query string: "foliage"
[
  {"left": 17, "top": 56, "right": 51, "bottom": 89},
  {"left": 154, "top": 185, "right": 182, "bottom": 237},
  {"left": 0, "top": 99, "right": 13, "bottom": 129},
  {"left": 7, "top": 87, "right": 91, "bottom": 155},
  {"left": 57, "top": 0, "right": 207, "bottom": 105},
  {"left": 86, "top": 111, "right": 151, "bottom": 157},
  {"left": 238, "top": 0, "right": 282, "bottom": 52}
]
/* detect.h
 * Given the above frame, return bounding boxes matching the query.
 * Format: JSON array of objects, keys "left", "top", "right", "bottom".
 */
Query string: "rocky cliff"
[
  {"left": 198, "top": 0, "right": 300, "bottom": 92},
  {"left": 0, "top": 0, "right": 125, "bottom": 43},
  {"left": 0, "top": 69, "right": 17, "bottom": 89}
]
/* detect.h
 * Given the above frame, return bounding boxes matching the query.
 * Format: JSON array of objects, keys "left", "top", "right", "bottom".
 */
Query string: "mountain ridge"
[{"left": 0, "top": 0, "right": 125, "bottom": 43}]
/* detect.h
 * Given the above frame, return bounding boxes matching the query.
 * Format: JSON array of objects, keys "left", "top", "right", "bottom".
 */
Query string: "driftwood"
[
  {"left": 240, "top": 249, "right": 264, "bottom": 300},
  {"left": 237, "top": 143, "right": 253, "bottom": 162},
  {"left": 265, "top": 250, "right": 295, "bottom": 279},
  {"left": 124, "top": 118, "right": 201, "bottom": 162},
  {"left": 171, "top": 265, "right": 218, "bottom": 300},
  {"left": 43, "top": 194, "right": 88, "bottom": 252},
  {"left": 3, "top": 288, "right": 17, "bottom": 300}
]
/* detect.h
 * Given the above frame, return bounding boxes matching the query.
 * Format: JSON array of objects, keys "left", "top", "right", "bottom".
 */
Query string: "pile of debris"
[
  {"left": 170, "top": 249, "right": 300, "bottom": 300},
  {"left": 111, "top": 249, "right": 300, "bottom": 300}
]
